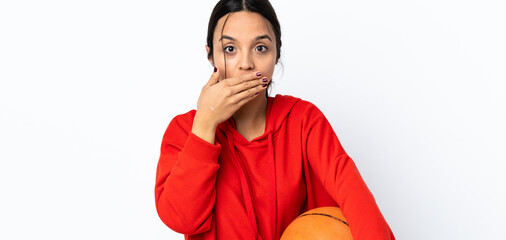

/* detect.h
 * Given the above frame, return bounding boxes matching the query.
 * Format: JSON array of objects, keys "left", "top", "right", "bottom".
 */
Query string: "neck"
[{"left": 232, "top": 93, "right": 268, "bottom": 128}]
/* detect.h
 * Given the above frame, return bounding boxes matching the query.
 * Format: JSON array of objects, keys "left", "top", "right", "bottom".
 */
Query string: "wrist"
[
  {"left": 193, "top": 112, "right": 218, "bottom": 130},
  {"left": 191, "top": 113, "right": 218, "bottom": 144}
]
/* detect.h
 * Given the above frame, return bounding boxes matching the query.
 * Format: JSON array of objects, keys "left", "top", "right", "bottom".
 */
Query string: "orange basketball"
[{"left": 280, "top": 207, "right": 353, "bottom": 240}]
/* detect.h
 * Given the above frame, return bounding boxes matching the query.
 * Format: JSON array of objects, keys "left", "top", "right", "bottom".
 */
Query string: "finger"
[
  {"left": 235, "top": 90, "right": 261, "bottom": 108},
  {"left": 230, "top": 77, "right": 268, "bottom": 95},
  {"left": 232, "top": 83, "right": 267, "bottom": 105},
  {"left": 207, "top": 67, "right": 220, "bottom": 86},
  {"left": 224, "top": 71, "right": 262, "bottom": 86}
]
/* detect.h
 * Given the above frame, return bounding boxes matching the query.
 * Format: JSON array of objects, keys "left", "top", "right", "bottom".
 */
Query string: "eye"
[
  {"left": 256, "top": 45, "right": 268, "bottom": 52},
  {"left": 224, "top": 46, "right": 235, "bottom": 54}
]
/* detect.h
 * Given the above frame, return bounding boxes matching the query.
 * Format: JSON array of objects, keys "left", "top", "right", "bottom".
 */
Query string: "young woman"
[{"left": 155, "top": 0, "right": 395, "bottom": 239}]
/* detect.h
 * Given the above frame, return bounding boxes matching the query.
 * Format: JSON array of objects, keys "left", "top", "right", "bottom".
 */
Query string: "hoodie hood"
[
  {"left": 217, "top": 94, "right": 301, "bottom": 140},
  {"left": 264, "top": 94, "right": 301, "bottom": 137}
]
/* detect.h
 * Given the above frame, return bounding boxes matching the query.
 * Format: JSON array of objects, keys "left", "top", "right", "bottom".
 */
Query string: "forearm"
[
  {"left": 155, "top": 132, "right": 221, "bottom": 234},
  {"left": 331, "top": 156, "right": 395, "bottom": 240}
]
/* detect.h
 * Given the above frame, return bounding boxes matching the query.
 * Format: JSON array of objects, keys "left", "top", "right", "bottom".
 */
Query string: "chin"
[{"left": 256, "top": 90, "right": 268, "bottom": 100}]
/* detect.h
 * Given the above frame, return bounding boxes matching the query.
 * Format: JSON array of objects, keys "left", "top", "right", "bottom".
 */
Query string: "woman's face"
[{"left": 207, "top": 11, "right": 277, "bottom": 82}]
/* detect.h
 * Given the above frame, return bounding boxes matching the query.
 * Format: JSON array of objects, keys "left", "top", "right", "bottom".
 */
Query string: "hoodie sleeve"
[
  {"left": 154, "top": 113, "right": 221, "bottom": 234},
  {"left": 304, "top": 106, "right": 395, "bottom": 240}
]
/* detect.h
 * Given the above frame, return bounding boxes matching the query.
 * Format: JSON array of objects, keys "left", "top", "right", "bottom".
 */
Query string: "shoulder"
[
  {"left": 296, "top": 99, "right": 325, "bottom": 119},
  {"left": 168, "top": 109, "right": 196, "bottom": 131},
  {"left": 161, "top": 110, "right": 196, "bottom": 144},
  {"left": 274, "top": 94, "right": 326, "bottom": 121}
]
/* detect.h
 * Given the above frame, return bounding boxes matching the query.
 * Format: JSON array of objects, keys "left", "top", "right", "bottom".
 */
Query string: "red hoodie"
[{"left": 155, "top": 94, "right": 395, "bottom": 240}]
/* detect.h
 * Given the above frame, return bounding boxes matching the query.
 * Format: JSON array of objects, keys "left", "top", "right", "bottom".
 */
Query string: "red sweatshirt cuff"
[{"left": 182, "top": 132, "right": 221, "bottom": 164}]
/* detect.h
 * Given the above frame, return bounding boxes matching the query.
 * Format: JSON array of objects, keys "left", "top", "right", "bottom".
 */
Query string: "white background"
[{"left": 1, "top": 0, "right": 505, "bottom": 239}]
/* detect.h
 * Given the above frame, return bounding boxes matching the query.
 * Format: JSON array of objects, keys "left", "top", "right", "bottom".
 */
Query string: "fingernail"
[
  {"left": 262, "top": 77, "right": 268, "bottom": 82},
  {"left": 214, "top": 67, "right": 217, "bottom": 72},
  {"left": 262, "top": 84, "right": 267, "bottom": 87},
  {"left": 256, "top": 72, "right": 261, "bottom": 77}
]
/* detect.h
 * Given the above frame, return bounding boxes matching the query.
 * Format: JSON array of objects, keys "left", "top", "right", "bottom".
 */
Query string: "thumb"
[{"left": 207, "top": 67, "right": 220, "bottom": 85}]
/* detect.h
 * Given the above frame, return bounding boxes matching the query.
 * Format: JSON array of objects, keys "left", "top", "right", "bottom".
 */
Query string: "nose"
[{"left": 238, "top": 50, "right": 254, "bottom": 71}]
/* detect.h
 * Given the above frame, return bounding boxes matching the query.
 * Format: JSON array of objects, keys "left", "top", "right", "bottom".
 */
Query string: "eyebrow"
[{"left": 219, "top": 34, "right": 272, "bottom": 42}]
